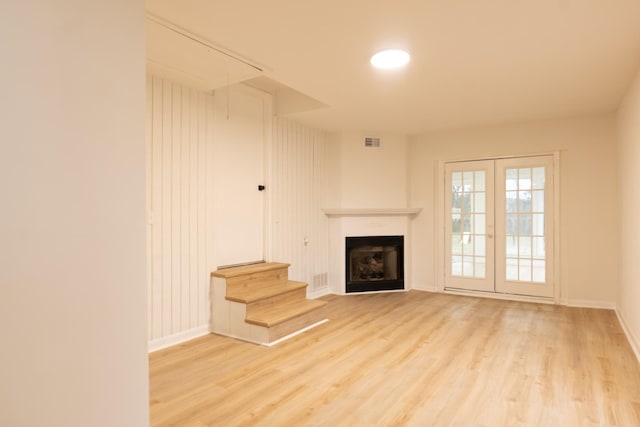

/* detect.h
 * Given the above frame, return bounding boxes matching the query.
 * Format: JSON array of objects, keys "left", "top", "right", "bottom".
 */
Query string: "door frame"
[
  {"left": 444, "top": 160, "right": 496, "bottom": 292},
  {"left": 212, "top": 83, "right": 273, "bottom": 268},
  {"left": 436, "top": 152, "right": 561, "bottom": 302}
]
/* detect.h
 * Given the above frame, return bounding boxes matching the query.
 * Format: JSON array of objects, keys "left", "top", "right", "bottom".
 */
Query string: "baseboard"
[
  {"left": 412, "top": 288, "right": 439, "bottom": 294},
  {"left": 441, "top": 292, "right": 616, "bottom": 309},
  {"left": 566, "top": 299, "right": 617, "bottom": 309},
  {"left": 148, "top": 325, "right": 210, "bottom": 353},
  {"left": 615, "top": 309, "right": 640, "bottom": 364},
  {"left": 308, "top": 288, "right": 331, "bottom": 299},
  {"left": 410, "top": 284, "right": 438, "bottom": 293},
  {"left": 444, "top": 289, "right": 555, "bottom": 305}
]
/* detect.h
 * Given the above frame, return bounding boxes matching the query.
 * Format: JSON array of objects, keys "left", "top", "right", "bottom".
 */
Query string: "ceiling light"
[{"left": 370, "top": 49, "right": 410, "bottom": 69}]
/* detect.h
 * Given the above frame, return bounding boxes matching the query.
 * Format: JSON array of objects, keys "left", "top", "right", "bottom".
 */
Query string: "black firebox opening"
[{"left": 345, "top": 235, "right": 404, "bottom": 293}]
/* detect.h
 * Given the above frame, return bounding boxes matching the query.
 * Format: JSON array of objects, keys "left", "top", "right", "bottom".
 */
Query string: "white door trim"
[
  {"left": 494, "top": 155, "right": 554, "bottom": 298},
  {"left": 436, "top": 151, "right": 562, "bottom": 302},
  {"left": 444, "top": 160, "right": 495, "bottom": 292},
  {"left": 212, "top": 83, "right": 272, "bottom": 267}
]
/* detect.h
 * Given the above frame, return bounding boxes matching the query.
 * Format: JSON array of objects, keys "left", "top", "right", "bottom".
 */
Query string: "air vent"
[
  {"left": 312, "top": 273, "right": 328, "bottom": 290},
  {"left": 364, "top": 137, "right": 382, "bottom": 148}
]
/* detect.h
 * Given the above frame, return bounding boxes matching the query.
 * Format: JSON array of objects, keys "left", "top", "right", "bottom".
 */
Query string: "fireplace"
[{"left": 345, "top": 235, "right": 404, "bottom": 293}]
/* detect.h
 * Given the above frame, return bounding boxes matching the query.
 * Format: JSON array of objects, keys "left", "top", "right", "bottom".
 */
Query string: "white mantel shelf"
[{"left": 322, "top": 208, "right": 422, "bottom": 217}]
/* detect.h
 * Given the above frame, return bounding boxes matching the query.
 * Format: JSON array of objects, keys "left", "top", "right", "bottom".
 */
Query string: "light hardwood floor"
[{"left": 149, "top": 291, "right": 640, "bottom": 426}]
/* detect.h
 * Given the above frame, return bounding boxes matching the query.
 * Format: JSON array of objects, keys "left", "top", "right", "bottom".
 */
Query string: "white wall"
[
  {"left": 616, "top": 67, "right": 640, "bottom": 359},
  {"left": 1, "top": 2, "right": 148, "bottom": 426},
  {"left": 146, "top": 83, "right": 331, "bottom": 346},
  {"left": 409, "top": 116, "right": 619, "bottom": 306},
  {"left": 326, "top": 132, "right": 409, "bottom": 208},
  {"left": 146, "top": 76, "right": 214, "bottom": 349},
  {"left": 212, "top": 84, "right": 271, "bottom": 267},
  {"left": 270, "top": 118, "right": 330, "bottom": 297},
  {"left": 324, "top": 131, "right": 413, "bottom": 294},
  {"left": 146, "top": 80, "right": 272, "bottom": 350}
]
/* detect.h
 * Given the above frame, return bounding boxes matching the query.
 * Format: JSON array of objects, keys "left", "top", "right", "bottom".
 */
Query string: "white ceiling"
[{"left": 146, "top": 0, "right": 640, "bottom": 134}]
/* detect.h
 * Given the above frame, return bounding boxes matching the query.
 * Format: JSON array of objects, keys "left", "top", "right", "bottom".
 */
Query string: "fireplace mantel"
[
  {"left": 322, "top": 208, "right": 422, "bottom": 217},
  {"left": 325, "top": 208, "right": 418, "bottom": 294}
]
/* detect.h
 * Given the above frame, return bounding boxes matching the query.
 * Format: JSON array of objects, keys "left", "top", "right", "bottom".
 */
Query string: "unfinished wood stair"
[{"left": 210, "top": 262, "right": 328, "bottom": 345}]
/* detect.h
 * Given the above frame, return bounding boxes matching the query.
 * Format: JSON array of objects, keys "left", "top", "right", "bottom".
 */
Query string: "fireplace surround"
[{"left": 345, "top": 235, "right": 404, "bottom": 293}]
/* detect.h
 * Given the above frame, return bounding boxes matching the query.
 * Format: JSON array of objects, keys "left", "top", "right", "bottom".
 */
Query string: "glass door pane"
[
  {"left": 445, "top": 160, "right": 494, "bottom": 292},
  {"left": 504, "top": 167, "right": 545, "bottom": 282},
  {"left": 495, "top": 156, "right": 554, "bottom": 298}
]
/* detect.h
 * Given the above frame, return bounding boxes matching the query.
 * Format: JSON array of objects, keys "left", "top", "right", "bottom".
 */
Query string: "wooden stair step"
[
  {"left": 211, "top": 261, "right": 327, "bottom": 345},
  {"left": 211, "top": 262, "right": 290, "bottom": 279},
  {"left": 246, "top": 299, "right": 328, "bottom": 327},
  {"left": 225, "top": 280, "right": 307, "bottom": 304}
]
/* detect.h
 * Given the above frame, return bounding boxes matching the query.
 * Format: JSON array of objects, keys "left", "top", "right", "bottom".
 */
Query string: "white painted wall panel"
[
  {"left": 2, "top": 2, "right": 148, "bottom": 425},
  {"left": 325, "top": 132, "right": 409, "bottom": 209},
  {"left": 617, "top": 66, "right": 640, "bottom": 361},
  {"left": 146, "top": 82, "right": 326, "bottom": 345},
  {"left": 212, "top": 85, "right": 269, "bottom": 267},
  {"left": 270, "top": 118, "right": 329, "bottom": 296},
  {"left": 147, "top": 76, "right": 214, "bottom": 343}
]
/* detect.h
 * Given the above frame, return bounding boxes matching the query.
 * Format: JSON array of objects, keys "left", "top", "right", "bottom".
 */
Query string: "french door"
[{"left": 445, "top": 156, "right": 555, "bottom": 298}]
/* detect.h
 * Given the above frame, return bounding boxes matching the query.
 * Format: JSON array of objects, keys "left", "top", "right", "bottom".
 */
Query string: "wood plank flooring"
[{"left": 149, "top": 291, "right": 640, "bottom": 426}]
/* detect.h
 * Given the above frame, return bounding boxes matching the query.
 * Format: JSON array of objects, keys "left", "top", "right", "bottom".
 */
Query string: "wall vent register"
[{"left": 364, "top": 137, "right": 382, "bottom": 148}]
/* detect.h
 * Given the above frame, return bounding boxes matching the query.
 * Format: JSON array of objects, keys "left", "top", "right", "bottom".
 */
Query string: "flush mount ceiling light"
[{"left": 370, "top": 49, "right": 410, "bottom": 69}]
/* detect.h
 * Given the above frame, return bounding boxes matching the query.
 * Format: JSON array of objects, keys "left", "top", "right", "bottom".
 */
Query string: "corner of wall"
[
  {"left": 616, "top": 309, "right": 640, "bottom": 364},
  {"left": 615, "top": 63, "right": 640, "bottom": 366}
]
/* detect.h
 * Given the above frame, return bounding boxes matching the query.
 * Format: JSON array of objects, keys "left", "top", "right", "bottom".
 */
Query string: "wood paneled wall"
[
  {"left": 146, "top": 78, "right": 330, "bottom": 348},
  {"left": 146, "top": 76, "right": 214, "bottom": 345},
  {"left": 270, "top": 118, "right": 329, "bottom": 297}
]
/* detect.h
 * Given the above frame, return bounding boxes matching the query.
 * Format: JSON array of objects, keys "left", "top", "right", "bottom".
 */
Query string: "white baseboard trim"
[
  {"left": 148, "top": 325, "right": 210, "bottom": 353},
  {"left": 441, "top": 291, "right": 617, "bottom": 310},
  {"left": 410, "top": 285, "right": 438, "bottom": 293},
  {"left": 444, "top": 289, "right": 556, "bottom": 305},
  {"left": 308, "top": 288, "right": 331, "bottom": 299},
  {"left": 615, "top": 309, "right": 640, "bottom": 364},
  {"left": 406, "top": 288, "right": 438, "bottom": 294},
  {"left": 566, "top": 299, "right": 617, "bottom": 309}
]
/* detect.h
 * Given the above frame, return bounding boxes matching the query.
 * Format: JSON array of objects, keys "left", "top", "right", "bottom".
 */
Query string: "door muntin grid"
[
  {"left": 450, "top": 170, "right": 486, "bottom": 279},
  {"left": 504, "top": 167, "right": 546, "bottom": 283}
]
